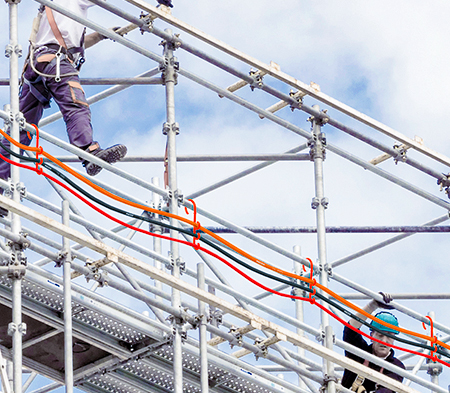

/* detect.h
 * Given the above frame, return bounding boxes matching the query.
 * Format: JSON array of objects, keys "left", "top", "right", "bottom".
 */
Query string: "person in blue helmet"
[{"left": 341, "top": 293, "right": 406, "bottom": 393}]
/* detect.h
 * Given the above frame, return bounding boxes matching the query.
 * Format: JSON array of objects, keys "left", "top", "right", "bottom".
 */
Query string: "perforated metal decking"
[{"left": 0, "top": 272, "right": 291, "bottom": 393}]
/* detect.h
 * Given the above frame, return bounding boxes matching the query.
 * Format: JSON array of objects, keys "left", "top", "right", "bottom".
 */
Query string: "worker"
[
  {"left": 341, "top": 293, "right": 406, "bottom": 393},
  {"left": 0, "top": 0, "right": 127, "bottom": 217}
]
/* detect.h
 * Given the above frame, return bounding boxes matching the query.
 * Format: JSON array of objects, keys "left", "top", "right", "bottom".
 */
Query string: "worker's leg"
[{"left": 43, "top": 59, "right": 94, "bottom": 149}]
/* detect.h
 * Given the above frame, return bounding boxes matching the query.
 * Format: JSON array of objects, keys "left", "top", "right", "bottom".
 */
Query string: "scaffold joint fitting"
[
  {"left": 437, "top": 173, "right": 450, "bottom": 199},
  {"left": 308, "top": 131, "right": 327, "bottom": 160},
  {"left": 253, "top": 337, "right": 268, "bottom": 359},
  {"left": 7, "top": 322, "right": 26, "bottom": 336},
  {"left": 427, "top": 360, "right": 443, "bottom": 376},
  {"left": 289, "top": 90, "right": 304, "bottom": 111},
  {"left": 249, "top": 69, "right": 264, "bottom": 91},
  {"left": 84, "top": 261, "right": 109, "bottom": 287},
  {"left": 320, "top": 374, "right": 338, "bottom": 392},
  {"left": 324, "top": 263, "right": 333, "bottom": 277},
  {"left": 229, "top": 326, "right": 243, "bottom": 348},
  {"left": 316, "top": 329, "right": 325, "bottom": 343},
  {"left": 162, "top": 121, "right": 180, "bottom": 135},
  {"left": 208, "top": 308, "right": 223, "bottom": 326},
  {"left": 139, "top": 12, "right": 154, "bottom": 34},
  {"left": 311, "top": 197, "right": 320, "bottom": 210},
  {"left": 393, "top": 144, "right": 408, "bottom": 164},
  {"left": 4, "top": 0, "right": 22, "bottom": 4},
  {"left": 166, "top": 253, "right": 185, "bottom": 273}
]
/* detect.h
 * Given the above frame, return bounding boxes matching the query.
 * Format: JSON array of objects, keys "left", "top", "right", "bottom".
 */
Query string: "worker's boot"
[{"left": 82, "top": 142, "right": 127, "bottom": 176}]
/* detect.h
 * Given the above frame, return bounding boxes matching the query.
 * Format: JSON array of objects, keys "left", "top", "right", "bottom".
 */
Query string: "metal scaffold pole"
[
  {"left": 197, "top": 263, "right": 209, "bottom": 392},
  {"left": 311, "top": 105, "right": 336, "bottom": 393},
  {"left": 6, "top": 1, "right": 26, "bottom": 393},
  {"left": 162, "top": 28, "right": 183, "bottom": 392},
  {"left": 62, "top": 200, "right": 73, "bottom": 393}
]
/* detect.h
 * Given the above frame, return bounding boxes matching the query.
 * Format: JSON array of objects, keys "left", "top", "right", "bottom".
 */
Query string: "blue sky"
[{"left": 1, "top": 0, "right": 450, "bottom": 392}]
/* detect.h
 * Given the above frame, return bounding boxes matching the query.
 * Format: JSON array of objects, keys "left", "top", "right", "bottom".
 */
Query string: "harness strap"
[
  {"left": 23, "top": 77, "right": 51, "bottom": 109},
  {"left": 350, "top": 359, "right": 385, "bottom": 392},
  {"left": 45, "top": 6, "right": 67, "bottom": 49}
]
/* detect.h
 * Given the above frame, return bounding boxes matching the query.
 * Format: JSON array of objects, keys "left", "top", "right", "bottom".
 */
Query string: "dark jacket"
[{"left": 342, "top": 326, "right": 406, "bottom": 393}]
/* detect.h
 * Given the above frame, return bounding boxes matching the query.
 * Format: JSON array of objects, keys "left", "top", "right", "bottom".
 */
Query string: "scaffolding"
[{"left": 1, "top": 1, "right": 450, "bottom": 392}]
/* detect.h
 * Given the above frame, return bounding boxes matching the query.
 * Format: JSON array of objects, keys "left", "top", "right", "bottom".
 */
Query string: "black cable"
[{"left": 0, "top": 141, "right": 447, "bottom": 359}]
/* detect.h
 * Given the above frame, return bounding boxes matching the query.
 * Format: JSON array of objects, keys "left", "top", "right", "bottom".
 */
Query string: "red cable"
[{"left": 2, "top": 154, "right": 449, "bottom": 369}]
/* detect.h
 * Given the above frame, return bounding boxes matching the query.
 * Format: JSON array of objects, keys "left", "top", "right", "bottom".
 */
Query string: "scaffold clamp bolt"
[
  {"left": 311, "top": 197, "right": 320, "bottom": 209},
  {"left": 8, "top": 322, "right": 26, "bottom": 336}
]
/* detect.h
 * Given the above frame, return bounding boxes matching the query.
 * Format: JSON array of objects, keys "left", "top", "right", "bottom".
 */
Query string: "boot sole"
[{"left": 85, "top": 144, "right": 127, "bottom": 176}]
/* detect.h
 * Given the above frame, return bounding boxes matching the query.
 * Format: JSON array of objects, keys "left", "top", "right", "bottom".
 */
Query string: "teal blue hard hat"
[{"left": 370, "top": 312, "right": 399, "bottom": 335}]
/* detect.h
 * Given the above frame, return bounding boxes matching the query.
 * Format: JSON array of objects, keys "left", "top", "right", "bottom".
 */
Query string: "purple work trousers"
[{"left": 0, "top": 46, "right": 94, "bottom": 181}]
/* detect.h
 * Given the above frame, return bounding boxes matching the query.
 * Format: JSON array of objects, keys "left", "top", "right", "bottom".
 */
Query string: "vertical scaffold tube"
[
  {"left": 162, "top": 29, "right": 183, "bottom": 392},
  {"left": 62, "top": 200, "right": 73, "bottom": 393},
  {"left": 152, "top": 177, "right": 163, "bottom": 303},
  {"left": 197, "top": 263, "right": 209, "bottom": 392},
  {"left": 311, "top": 105, "right": 336, "bottom": 393},
  {"left": 7, "top": 2, "right": 24, "bottom": 393},
  {"left": 293, "top": 246, "right": 307, "bottom": 391}
]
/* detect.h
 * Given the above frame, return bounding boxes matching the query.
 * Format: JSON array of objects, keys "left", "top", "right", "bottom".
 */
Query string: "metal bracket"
[
  {"left": 55, "top": 251, "right": 74, "bottom": 268},
  {"left": 228, "top": 326, "right": 243, "bottom": 349},
  {"left": 324, "top": 263, "right": 333, "bottom": 277},
  {"left": 253, "top": 337, "right": 268, "bottom": 359},
  {"left": 308, "top": 110, "right": 329, "bottom": 127},
  {"left": 7, "top": 322, "right": 26, "bottom": 336},
  {"left": 308, "top": 131, "right": 327, "bottom": 161},
  {"left": 393, "top": 144, "right": 408, "bottom": 164},
  {"left": 321, "top": 197, "right": 329, "bottom": 209},
  {"left": 249, "top": 69, "right": 265, "bottom": 91},
  {"left": 208, "top": 308, "right": 223, "bottom": 326},
  {"left": 289, "top": 89, "right": 304, "bottom": 111},
  {"left": 165, "top": 252, "right": 185, "bottom": 273},
  {"left": 316, "top": 329, "right": 325, "bottom": 343},
  {"left": 166, "top": 313, "right": 189, "bottom": 343},
  {"left": 311, "top": 197, "right": 320, "bottom": 210},
  {"left": 427, "top": 360, "right": 443, "bottom": 376},
  {"left": 320, "top": 374, "right": 338, "bottom": 392},
  {"left": 84, "top": 261, "right": 109, "bottom": 287},
  {"left": 165, "top": 188, "right": 184, "bottom": 207},
  {"left": 16, "top": 182, "right": 27, "bottom": 200},
  {"left": 437, "top": 173, "right": 450, "bottom": 199},
  {"left": 139, "top": 12, "right": 154, "bottom": 34},
  {"left": 6, "top": 43, "right": 22, "bottom": 58},
  {"left": 162, "top": 121, "right": 180, "bottom": 135}
]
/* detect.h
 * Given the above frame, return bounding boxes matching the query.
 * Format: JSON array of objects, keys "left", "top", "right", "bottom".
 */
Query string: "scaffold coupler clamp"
[
  {"left": 7, "top": 321, "right": 26, "bottom": 337},
  {"left": 162, "top": 121, "right": 180, "bottom": 135},
  {"left": 308, "top": 130, "right": 327, "bottom": 161},
  {"left": 324, "top": 263, "right": 333, "bottom": 278},
  {"left": 320, "top": 374, "right": 338, "bottom": 392},
  {"left": 166, "top": 252, "right": 185, "bottom": 274},
  {"left": 208, "top": 307, "right": 223, "bottom": 326},
  {"left": 7, "top": 233, "right": 29, "bottom": 279},
  {"left": 84, "top": 260, "right": 109, "bottom": 287},
  {"left": 228, "top": 325, "right": 243, "bottom": 348},
  {"left": 167, "top": 312, "right": 188, "bottom": 343},
  {"left": 316, "top": 329, "right": 326, "bottom": 343},
  {"left": 139, "top": 12, "right": 154, "bottom": 34},
  {"left": 393, "top": 144, "right": 408, "bottom": 164},
  {"left": 249, "top": 69, "right": 265, "bottom": 91},
  {"left": 311, "top": 196, "right": 329, "bottom": 210},
  {"left": 253, "top": 337, "right": 268, "bottom": 360},
  {"left": 290, "top": 280, "right": 308, "bottom": 300},
  {"left": 427, "top": 353, "right": 443, "bottom": 376},
  {"left": 289, "top": 89, "right": 304, "bottom": 111},
  {"left": 437, "top": 173, "right": 450, "bottom": 199},
  {"left": 5, "top": 41, "right": 22, "bottom": 58}
]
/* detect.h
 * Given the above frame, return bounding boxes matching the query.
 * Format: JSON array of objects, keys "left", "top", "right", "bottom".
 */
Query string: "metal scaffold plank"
[
  {"left": 0, "top": 195, "right": 425, "bottom": 393},
  {"left": 124, "top": 0, "right": 450, "bottom": 167}
]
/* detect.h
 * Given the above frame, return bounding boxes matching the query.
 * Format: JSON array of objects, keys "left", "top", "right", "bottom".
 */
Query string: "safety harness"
[
  {"left": 350, "top": 359, "right": 384, "bottom": 393},
  {"left": 22, "top": 4, "right": 86, "bottom": 106}
]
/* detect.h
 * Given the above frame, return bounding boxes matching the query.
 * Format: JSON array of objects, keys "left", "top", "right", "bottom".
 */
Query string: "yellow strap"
[{"left": 45, "top": 6, "right": 67, "bottom": 49}]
